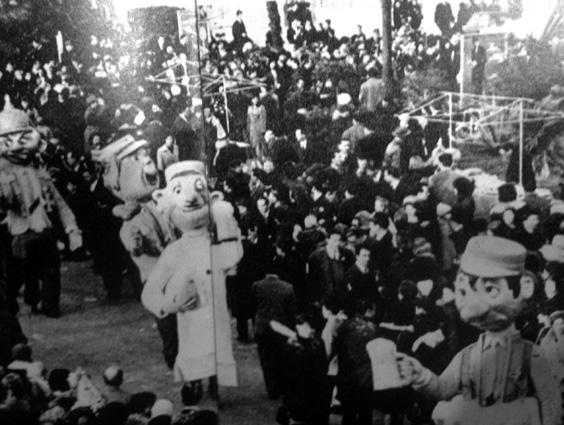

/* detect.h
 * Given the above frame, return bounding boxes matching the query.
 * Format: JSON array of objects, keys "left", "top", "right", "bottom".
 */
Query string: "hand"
[
  {"left": 396, "top": 352, "right": 424, "bottom": 386},
  {"left": 178, "top": 295, "right": 199, "bottom": 312},
  {"left": 68, "top": 230, "right": 83, "bottom": 252}
]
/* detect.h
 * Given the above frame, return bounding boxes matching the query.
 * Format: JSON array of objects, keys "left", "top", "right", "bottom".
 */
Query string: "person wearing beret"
[{"left": 398, "top": 236, "right": 561, "bottom": 425}]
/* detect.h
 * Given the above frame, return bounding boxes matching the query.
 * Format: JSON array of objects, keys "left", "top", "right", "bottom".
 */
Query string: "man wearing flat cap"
[{"left": 398, "top": 236, "right": 561, "bottom": 425}]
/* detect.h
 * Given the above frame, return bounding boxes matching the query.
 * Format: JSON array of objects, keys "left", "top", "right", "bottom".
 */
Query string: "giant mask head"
[
  {"left": 0, "top": 107, "right": 41, "bottom": 165},
  {"left": 453, "top": 236, "right": 527, "bottom": 332},
  {"left": 94, "top": 135, "right": 159, "bottom": 204},
  {"left": 153, "top": 161, "right": 210, "bottom": 233}
]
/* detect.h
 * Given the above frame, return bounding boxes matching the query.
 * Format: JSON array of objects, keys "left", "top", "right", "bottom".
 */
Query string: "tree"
[{"left": 488, "top": 38, "right": 562, "bottom": 100}]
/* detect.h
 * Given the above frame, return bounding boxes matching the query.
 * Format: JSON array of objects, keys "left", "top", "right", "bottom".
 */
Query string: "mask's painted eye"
[
  {"left": 484, "top": 283, "right": 500, "bottom": 297},
  {"left": 194, "top": 178, "right": 205, "bottom": 192}
]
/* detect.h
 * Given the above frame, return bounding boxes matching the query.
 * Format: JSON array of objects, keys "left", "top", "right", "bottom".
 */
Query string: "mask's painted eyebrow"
[{"left": 458, "top": 271, "right": 479, "bottom": 288}]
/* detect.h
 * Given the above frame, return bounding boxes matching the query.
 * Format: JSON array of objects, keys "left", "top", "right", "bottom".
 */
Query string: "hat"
[
  {"left": 93, "top": 135, "right": 148, "bottom": 164},
  {"left": 304, "top": 214, "right": 318, "bottom": 229},
  {"left": 151, "top": 399, "right": 174, "bottom": 418},
  {"left": 337, "top": 93, "right": 352, "bottom": 106},
  {"left": 403, "top": 195, "right": 418, "bottom": 206},
  {"left": 549, "top": 310, "right": 564, "bottom": 323},
  {"left": 103, "top": 365, "right": 123, "bottom": 384},
  {"left": 11, "top": 343, "right": 32, "bottom": 361},
  {"left": 460, "top": 236, "right": 526, "bottom": 278},
  {"left": 413, "top": 237, "right": 433, "bottom": 257},
  {"left": 164, "top": 160, "right": 206, "bottom": 183},
  {"left": 550, "top": 202, "right": 564, "bottom": 216},
  {"left": 85, "top": 94, "right": 97, "bottom": 105},
  {"left": 354, "top": 210, "right": 372, "bottom": 230},
  {"left": 0, "top": 108, "right": 32, "bottom": 135},
  {"left": 436, "top": 202, "right": 451, "bottom": 217},
  {"left": 539, "top": 234, "right": 564, "bottom": 263}
]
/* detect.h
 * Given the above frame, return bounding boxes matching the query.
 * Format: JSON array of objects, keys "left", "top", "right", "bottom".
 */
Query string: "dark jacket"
[
  {"left": 251, "top": 275, "right": 296, "bottom": 336},
  {"left": 307, "top": 246, "right": 355, "bottom": 303},
  {"left": 0, "top": 311, "right": 27, "bottom": 367},
  {"left": 335, "top": 316, "right": 380, "bottom": 399},
  {"left": 282, "top": 335, "right": 330, "bottom": 425}
]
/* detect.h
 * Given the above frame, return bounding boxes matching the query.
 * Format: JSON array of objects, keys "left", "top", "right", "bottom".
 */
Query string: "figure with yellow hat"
[
  {"left": 0, "top": 106, "right": 82, "bottom": 317},
  {"left": 142, "top": 160, "right": 243, "bottom": 392},
  {"left": 92, "top": 135, "right": 177, "bottom": 368},
  {"left": 396, "top": 236, "right": 562, "bottom": 425}
]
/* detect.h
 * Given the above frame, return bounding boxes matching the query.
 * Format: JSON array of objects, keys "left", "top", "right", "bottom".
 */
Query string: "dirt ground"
[{"left": 17, "top": 259, "right": 281, "bottom": 424}]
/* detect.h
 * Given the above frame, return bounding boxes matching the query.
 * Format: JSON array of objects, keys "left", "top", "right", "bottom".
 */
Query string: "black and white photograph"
[{"left": 1, "top": 0, "right": 564, "bottom": 424}]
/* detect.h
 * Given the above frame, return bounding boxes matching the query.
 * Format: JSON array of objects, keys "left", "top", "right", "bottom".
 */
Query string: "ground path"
[{"left": 18, "top": 259, "right": 279, "bottom": 424}]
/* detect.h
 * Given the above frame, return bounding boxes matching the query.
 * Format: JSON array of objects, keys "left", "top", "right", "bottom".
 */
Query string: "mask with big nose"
[
  {"left": 455, "top": 273, "right": 523, "bottom": 332},
  {"left": 155, "top": 168, "right": 210, "bottom": 233},
  {"left": 455, "top": 236, "right": 526, "bottom": 332}
]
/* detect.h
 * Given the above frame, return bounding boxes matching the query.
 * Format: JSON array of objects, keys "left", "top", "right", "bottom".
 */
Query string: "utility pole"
[{"left": 381, "top": 0, "right": 393, "bottom": 100}]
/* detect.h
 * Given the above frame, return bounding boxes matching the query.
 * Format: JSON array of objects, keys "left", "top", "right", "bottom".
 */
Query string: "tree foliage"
[
  {"left": 488, "top": 38, "right": 562, "bottom": 100},
  {"left": 401, "top": 67, "right": 453, "bottom": 107}
]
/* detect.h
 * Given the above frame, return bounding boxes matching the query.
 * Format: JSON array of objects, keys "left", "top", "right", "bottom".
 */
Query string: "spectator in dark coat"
[
  {"left": 232, "top": 10, "right": 250, "bottom": 51},
  {"left": 343, "top": 244, "right": 383, "bottom": 313},
  {"left": 334, "top": 298, "right": 380, "bottom": 425},
  {"left": 307, "top": 228, "right": 355, "bottom": 304},
  {"left": 0, "top": 306, "right": 27, "bottom": 368},
  {"left": 214, "top": 138, "right": 247, "bottom": 181},
  {"left": 366, "top": 212, "right": 395, "bottom": 281},
  {"left": 251, "top": 267, "right": 297, "bottom": 399},
  {"left": 171, "top": 106, "right": 199, "bottom": 161},
  {"left": 499, "top": 142, "right": 536, "bottom": 191},
  {"left": 280, "top": 311, "right": 330, "bottom": 425},
  {"left": 434, "top": 1, "right": 454, "bottom": 36},
  {"left": 337, "top": 178, "right": 367, "bottom": 226},
  {"left": 471, "top": 37, "right": 487, "bottom": 94}
]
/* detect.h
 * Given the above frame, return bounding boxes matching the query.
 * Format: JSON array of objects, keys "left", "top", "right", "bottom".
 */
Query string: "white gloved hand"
[{"left": 68, "top": 230, "right": 83, "bottom": 252}]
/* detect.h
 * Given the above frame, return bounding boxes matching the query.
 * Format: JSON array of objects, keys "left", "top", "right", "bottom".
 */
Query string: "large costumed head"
[
  {"left": 92, "top": 135, "right": 159, "bottom": 204},
  {"left": 153, "top": 161, "right": 210, "bottom": 233},
  {"left": 0, "top": 107, "right": 41, "bottom": 165},
  {"left": 454, "top": 236, "right": 527, "bottom": 332}
]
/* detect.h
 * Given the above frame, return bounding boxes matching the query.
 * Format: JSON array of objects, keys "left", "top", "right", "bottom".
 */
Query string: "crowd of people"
[
  {"left": 0, "top": 340, "right": 219, "bottom": 425},
  {"left": 1, "top": 1, "right": 564, "bottom": 425}
]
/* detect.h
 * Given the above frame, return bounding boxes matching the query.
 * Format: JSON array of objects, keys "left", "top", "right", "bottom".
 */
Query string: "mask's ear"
[
  {"left": 153, "top": 189, "right": 169, "bottom": 213},
  {"left": 153, "top": 189, "right": 165, "bottom": 204}
]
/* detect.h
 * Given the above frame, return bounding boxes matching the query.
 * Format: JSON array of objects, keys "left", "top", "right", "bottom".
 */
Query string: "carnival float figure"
[
  {"left": 397, "top": 236, "right": 561, "bottom": 425},
  {"left": 142, "top": 160, "right": 242, "bottom": 390},
  {"left": 93, "top": 135, "right": 178, "bottom": 368},
  {"left": 0, "top": 106, "right": 82, "bottom": 317}
]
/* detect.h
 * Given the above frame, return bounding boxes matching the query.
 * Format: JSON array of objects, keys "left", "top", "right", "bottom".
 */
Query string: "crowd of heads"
[{"left": 0, "top": 342, "right": 218, "bottom": 424}]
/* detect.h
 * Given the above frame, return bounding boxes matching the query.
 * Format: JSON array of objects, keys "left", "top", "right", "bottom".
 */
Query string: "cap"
[
  {"left": 436, "top": 202, "right": 452, "bottom": 217},
  {"left": 151, "top": 399, "right": 174, "bottom": 418},
  {"left": 549, "top": 310, "right": 564, "bottom": 323},
  {"left": 539, "top": 234, "right": 564, "bottom": 263},
  {"left": 413, "top": 237, "right": 432, "bottom": 256},
  {"left": 460, "top": 236, "right": 526, "bottom": 278},
  {"left": 354, "top": 210, "right": 372, "bottom": 229},
  {"left": 103, "top": 365, "right": 122, "bottom": 382},
  {"left": 93, "top": 135, "right": 148, "bottom": 164},
  {"left": 337, "top": 93, "right": 352, "bottom": 106},
  {"left": 550, "top": 202, "right": 564, "bottom": 216},
  {"left": 164, "top": 160, "right": 206, "bottom": 183},
  {"left": 0, "top": 108, "right": 32, "bottom": 135}
]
